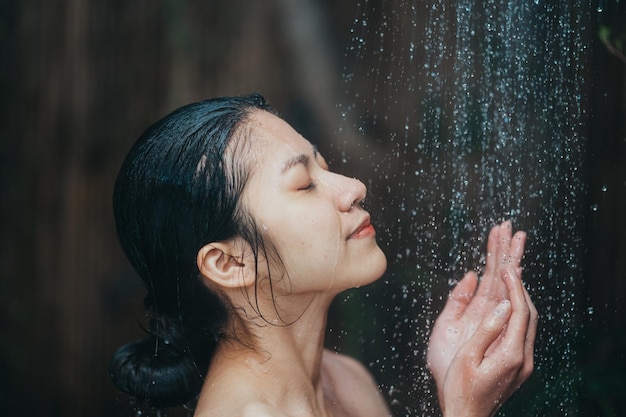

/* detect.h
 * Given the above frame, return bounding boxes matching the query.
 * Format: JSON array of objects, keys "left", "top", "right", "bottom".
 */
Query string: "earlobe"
[{"left": 196, "top": 241, "right": 254, "bottom": 289}]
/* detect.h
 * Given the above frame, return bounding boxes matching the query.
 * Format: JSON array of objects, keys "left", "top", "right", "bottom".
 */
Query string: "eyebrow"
[{"left": 280, "top": 146, "right": 318, "bottom": 174}]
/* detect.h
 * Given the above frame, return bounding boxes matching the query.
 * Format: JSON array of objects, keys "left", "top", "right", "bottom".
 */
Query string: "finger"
[
  {"left": 520, "top": 286, "right": 538, "bottom": 380},
  {"left": 440, "top": 271, "right": 478, "bottom": 319},
  {"left": 483, "top": 221, "right": 511, "bottom": 282},
  {"left": 498, "top": 220, "right": 513, "bottom": 269},
  {"left": 464, "top": 299, "right": 512, "bottom": 366},
  {"left": 482, "top": 223, "right": 501, "bottom": 280},
  {"left": 499, "top": 265, "right": 531, "bottom": 350},
  {"left": 509, "top": 230, "right": 526, "bottom": 275},
  {"left": 479, "top": 221, "right": 510, "bottom": 297}
]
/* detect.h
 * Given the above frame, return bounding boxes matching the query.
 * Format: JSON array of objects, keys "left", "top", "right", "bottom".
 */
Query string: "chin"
[{"left": 356, "top": 248, "right": 388, "bottom": 288}]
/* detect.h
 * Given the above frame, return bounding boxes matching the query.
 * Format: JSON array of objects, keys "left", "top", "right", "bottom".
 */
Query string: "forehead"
[{"left": 245, "top": 110, "right": 314, "bottom": 156}]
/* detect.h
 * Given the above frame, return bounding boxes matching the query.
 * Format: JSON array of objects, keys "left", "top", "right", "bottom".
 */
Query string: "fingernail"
[{"left": 494, "top": 300, "right": 511, "bottom": 317}]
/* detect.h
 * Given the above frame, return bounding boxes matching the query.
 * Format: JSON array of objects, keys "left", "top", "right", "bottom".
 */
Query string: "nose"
[{"left": 334, "top": 174, "right": 367, "bottom": 212}]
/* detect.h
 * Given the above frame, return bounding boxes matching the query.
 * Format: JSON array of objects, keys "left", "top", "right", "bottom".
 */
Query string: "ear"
[{"left": 196, "top": 240, "right": 255, "bottom": 289}]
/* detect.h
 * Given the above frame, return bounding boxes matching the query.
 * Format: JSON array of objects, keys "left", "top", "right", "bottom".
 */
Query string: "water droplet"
[{"left": 338, "top": 2, "right": 587, "bottom": 414}]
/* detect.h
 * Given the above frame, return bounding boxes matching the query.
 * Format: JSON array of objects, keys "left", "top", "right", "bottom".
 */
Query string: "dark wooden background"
[{"left": 1, "top": 1, "right": 624, "bottom": 416}]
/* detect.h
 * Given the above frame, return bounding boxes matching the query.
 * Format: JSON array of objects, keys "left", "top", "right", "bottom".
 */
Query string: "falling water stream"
[{"left": 332, "top": 0, "right": 600, "bottom": 415}]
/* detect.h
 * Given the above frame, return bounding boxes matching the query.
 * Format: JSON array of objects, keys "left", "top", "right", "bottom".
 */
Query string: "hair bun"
[{"left": 109, "top": 337, "right": 203, "bottom": 408}]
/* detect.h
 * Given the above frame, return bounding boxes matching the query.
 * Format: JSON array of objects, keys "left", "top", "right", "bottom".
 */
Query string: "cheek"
[
  {"left": 275, "top": 214, "right": 342, "bottom": 267},
  {"left": 278, "top": 216, "right": 322, "bottom": 252}
]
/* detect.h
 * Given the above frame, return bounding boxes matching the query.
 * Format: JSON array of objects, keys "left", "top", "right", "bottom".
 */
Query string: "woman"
[{"left": 111, "top": 94, "right": 537, "bottom": 417}]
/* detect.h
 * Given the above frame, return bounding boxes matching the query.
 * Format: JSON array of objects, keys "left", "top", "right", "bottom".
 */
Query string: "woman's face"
[{"left": 240, "top": 110, "right": 387, "bottom": 297}]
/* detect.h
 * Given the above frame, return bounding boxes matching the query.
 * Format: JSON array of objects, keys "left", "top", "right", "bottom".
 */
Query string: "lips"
[{"left": 348, "top": 216, "right": 376, "bottom": 239}]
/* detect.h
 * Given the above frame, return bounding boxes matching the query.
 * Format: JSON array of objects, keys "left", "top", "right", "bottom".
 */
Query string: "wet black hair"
[{"left": 109, "top": 94, "right": 273, "bottom": 408}]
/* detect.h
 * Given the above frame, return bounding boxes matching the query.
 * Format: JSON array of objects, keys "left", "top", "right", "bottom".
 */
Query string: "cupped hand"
[{"left": 426, "top": 221, "right": 538, "bottom": 416}]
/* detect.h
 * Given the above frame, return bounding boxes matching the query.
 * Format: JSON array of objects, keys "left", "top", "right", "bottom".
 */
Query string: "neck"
[
  {"left": 201, "top": 292, "right": 336, "bottom": 415},
  {"left": 229, "top": 292, "right": 333, "bottom": 379}
]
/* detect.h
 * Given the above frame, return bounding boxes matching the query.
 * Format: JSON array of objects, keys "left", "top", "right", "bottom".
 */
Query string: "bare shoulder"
[
  {"left": 321, "top": 349, "right": 391, "bottom": 417},
  {"left": 195, "top": 378, "right": 289, "bottom": 417},
  {"left": 195, "top": 399, "right": 288, "bottom": 417},
  {"left": 239, "top": 402, "right": 289, "bottom": 417}
]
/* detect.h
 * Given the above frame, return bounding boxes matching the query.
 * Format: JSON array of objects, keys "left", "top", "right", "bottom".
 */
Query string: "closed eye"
[{"left": 299, "top": 181, "right": 316, "bottom": 191}]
